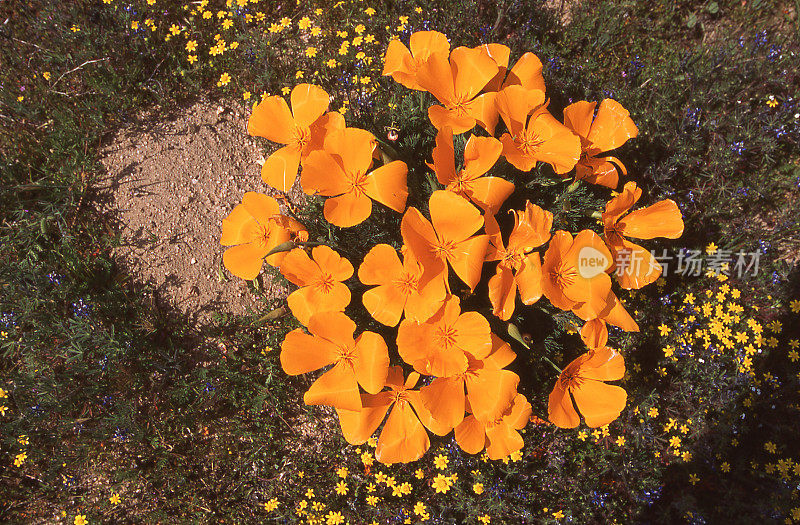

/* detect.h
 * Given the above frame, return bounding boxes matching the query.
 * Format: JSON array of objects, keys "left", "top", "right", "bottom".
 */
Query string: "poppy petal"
[
  {"left": 376, "top": 402, "right": 430, "bottom": 464},
  {"left": 401, "top": 207, "right": 446, "bottom": 283},
  {"left": 427, "top": 104, "right": 476, "bottom": 134},
  {"left": 307, "top": 311, "right": 356, "bottom": 346},
  {"left": 586, "top": 99, "right": 638, "bottom": 154},
  {"left": 364, "top": 160, "right": 409, "bottom": 213},
  {"left": 353, "top": 331, "right": 390, "bottom": 394},
  {"left": 465, "top": 92, "right": 499, "bottom": 135},
  {"left": 220, "top": 204, "right": 259, "bottom": 247},
  {"left": 300, "top": 150, "right": 350, "bottom": 196},
  {"left": 359, "top": 244, "right": 403, "bottom": 285},
  {"left": 449, "top": 234, "right": 490, "bottom": 291},
  {"left": 242, "top": 192, "right": 281, "bottom": 224},
  {"left": 619, "top": 200, "right": 684, "bottom": 240},
  {"left": 572, "top": 381, "right": 627, "bottom": 428},
  {"left": 462, "top": 135, "right": 503, "bottom": 180},
  {"left": 247, "top": 96, "right": 295, "bottom": 144},
  {"left": 430, "top": 190, "right": 484, "bottom": 243},
  {"left": 336, "top": 392, "right": 393, "bottom": 444},
  {"left": 420, "top": 377, "right": 465, "bottom": 431},
  {"left": 528, "top": 111, "right": 581, "bottom": 174},
  {"left": 280, "top": 329, "right": 338, "bottom": 375},
  {"left": 608, "top": 239, "right": 662, "bottom": 290},
  {"left": 450, "top": 46, "right": 499, "bottom": 100},
  {"left": 452, "top": 311, "right": 492, "bottom": 359},
  {"left": 312, "top": 245, "right": 354, "bottom": 281},
  {"left": 483, "top": 334, "right": 516, "bottom": 369},
  {"left": 279, "top": 248, "right": 321, "bottom": 287},
  {"left": 575, "top": 155, "right": 620, "bottom": 188},
  {"left": 495, "top": 85, "right": 545, "bottom": 137},
  {"left": 431, "top": 127, "right": 457, "bottom": 186},
  {"left": 362, "top": 284, "right": 406, "bottom": 327},
  {"left": 505, "top": 52, "right": 546, "bottom": 92},
  {"left": 581, "top": 347, "right": 625, "bottom": 381},
  {"left": 488, "top": 266, "right": 517, "bottom": 321},
  {"left": 467, "top": 368, "right": 519, "bottom": 423},
  {"left": 580, "top": 319, "right": 608, "bottom": 349},
  {"left": 463, "top": 171, "right": 514, "bottom": 212},
  {"left": 304, "top": 361, "right": 362, "bottom": 411},
  {"left": 403, "top": 276, "right": 447, "bottom": 324},
  {"left": 415, "top": 51, "right": 456, "bottom": 106},
  {"left": 455, "top": 415, "right": 487, "bottom": 454},
  {"left": 324, "top": 191, "right": 373, "bottom": 228},
  {"left": 261, "top": 145, "right": 302, "bottom": 192},
  {"left": 515, "top": 253, "right": 543, "bottom": 305},
  {"left": 287, "top": 282, "right": 351, "bottom": 326},
  {"left": 290, "top": 84, "right": 330, "bottom": 129},
  {"left": 547, "top": 380, "right": 580, "bottom": 428},
  {"left": 485, "top": 422, "right": 524, "bottom": 460},
  {"left": 562, "top": 100, "right": 597, "bottom": 141},
  {"left": 223, "top": 242, "right": 268, "bottom": 280},
  {"left": 499, "top": 133, "right": 538, "bottom": 172},
  {"left": 382, "top": 39, "right": 416, "bottom": 88},
  {"left": 409, "top": 30, "right": 451, "bottom": 60},
  {"left": 507, "top": 201, "right": 553, "bottom": 252},
  {"left": 324, "top": 128, "right": 375, "bottom": 178}
]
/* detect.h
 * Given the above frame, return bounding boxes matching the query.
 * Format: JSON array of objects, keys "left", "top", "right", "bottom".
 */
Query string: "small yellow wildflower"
[
  {"left": 305, "top": 47, "right": 317, "bottom": 58},
  {"left": 217, "top": 72, "right": 231, "bottom": 86},
  {"left": 74, "top": 516, "right": 88, "bottom": 525},
  {"left": 473, "top": 483, "right": 484, "bottom": 494},
  {"left": 335, "top": 481, "right": 348, "bottom": 495},
  {"left": 326, "top": 511, "right": 344, "bottom": 525},
  {"left": 433, "top": 454, "right": 449, "bottom": 470}
]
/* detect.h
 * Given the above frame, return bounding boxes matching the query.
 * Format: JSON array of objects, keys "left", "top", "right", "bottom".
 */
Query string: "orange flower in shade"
[
  {"left": 485, "top": 201, "right": 553, "bottom": 320},
  {"left": 280, "top": 311, "right": 389, "bottom": 411},
  {"left": 248, "top": 84, "right": 343, "bottom": 192},
  {"left": 547, "top": 346, "right": 626, "bottom": 428},
  {"left": 454, "top": 393, "right": 532, "bottom": 460},
  {"left": 337, "top": 366, "right": 448, "bottom": 464},
  {"left": 602, "top": 181, "right": 684, "bottom": 289},
  {"left": 541, "top": 230, "right": 614, "bottom": 318},
  {"left": 475, "top": 44, "right": 546, "bottom": 93},
  {"left": 358, "top": 244, "right": 446, "bottom": 327},
  {"left": 562, "top": 99, "right": 638, "bottom": 188},
  {"left": 220, "top": 192, "right": 308, "bottom": 280},
  {"left": 401, "top": 190, "right": 489, "bottom": 291},
  {"left": 301, "top": 128, "right": 408, "bottom": 227},
  {"left": 279, "top": 246, "right": 354, "bottom": 326},
  {"left": 428, "top": 127, "right": 514, "bottom": 213},
  {"left": 420, "top": 334, "right": 520, "bottom": 432},
  {"left": 496, "top": 85, "right": 581, "bottom": 175},
  {"left": 397, "top": 295, "right": 492, "bottom": 378},
  {"left": 382, "top": 30, "right": 450, "bottom": 90},
  {"left": 415, "top": 46, "right": 499, "bottom": 134}
]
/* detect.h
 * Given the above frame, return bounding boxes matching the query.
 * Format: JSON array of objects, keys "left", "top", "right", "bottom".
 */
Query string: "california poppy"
[
  {"left": 454, "top": 393, "right": 532, "bottom": 460},
  {"left": 397, "top": 295, "right": 492, "bottom": 378},
  {"left": 541, "top": 230, "right": 613, "bottom": 318},
  {"left": 562, "top": 99, "right": 638, "bottom": 188},
  {"left": 415, "top": 46, "right": 499, "bottom": 134},
  {"left": 602, "top": 181, "right": 684, "bottom": 289},
  {"left": 573, "top": 290, "right": 640, "bottom": 333},
  {"left": 428, "top": 127, "right": 514, "bottom": 213},
  {"left": 248, "top": 84, "right": 343, "bottom": 192},
  {"left": 280, "top": 246, "right": 353, "bottom": 326},
  {"left": 401, "top": 190, "right": 489, "bottom": 291},
  {"left": 358, "top": 244, "right": 446, "bottom": 327},
  {"left": 475, "top": 43, "right": 546, "bottom": 93},
  {"left": 301, "top": 127, "right": 408, "bottom": 227},
  {"left": 220, "top": 192, "right": 308, "bottom": 280},
  {"left": 382, "top": 30, "right": 450, "bottom": 90},
  {"left": 547, "top": 346, "right": 626, "bottom": 428},
  {"left": 420, "top": 334, "right": 520, "bottom": 432},
  {"left": 336, "top": 366, "right": 448, "bottom": 464},
  {"left": 280, "top": 311, "right": 389, "bottom": 411},
  {"left": 485, "top": 201, "right": 553, "bottom": 320},
  {"left": 496, "top": 85, "right": 581, "bottom": 174}
]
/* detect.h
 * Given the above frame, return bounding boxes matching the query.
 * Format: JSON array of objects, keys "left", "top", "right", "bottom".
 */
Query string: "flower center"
[
  {"left": 393, "top": 272, "right": 419, "bottom": 296},
  {"left": 551, "top": 262, "right": 577, "bottom": 289},
  {"left": 251, "top": 222, "right": 272, "bottom": 248},
  {"left": 433, "top": 324, "right": 458, "bottom": 349},
  {"left": 292, "top": 125, "right": 311, "bottom": 149},
  {"left": 501, "top": 248, "right": 524, "bottom": 269},
  {"left": 432, "top": 238, "right": 455, "bottom": 260},
  {"left": 516, "top": 129, "right": 544, "bottom": 156},
  {"left": 450, "top": 95, "right": 471, "bottom": 116},
  {"left": 559, "top": 370, "right": 583, "bottom": 391},
  {"left": 316, "top": 273, "right": 336, "bottom": 293},
  {"left": 347, "top": 171, "right": 368, "bottom": 196},
  {"left": 336, "top": 344, "right": 357, "bottom": 365}
]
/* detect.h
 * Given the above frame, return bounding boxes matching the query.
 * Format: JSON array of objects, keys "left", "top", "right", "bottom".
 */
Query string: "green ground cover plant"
[{"left": 1, "top": 0, "right": 799, "bottom": 523}]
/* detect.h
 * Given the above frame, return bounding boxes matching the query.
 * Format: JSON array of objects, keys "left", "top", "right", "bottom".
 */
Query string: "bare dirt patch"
[{"left": 95, "top": 99, "right": 300, "bottom": 324}]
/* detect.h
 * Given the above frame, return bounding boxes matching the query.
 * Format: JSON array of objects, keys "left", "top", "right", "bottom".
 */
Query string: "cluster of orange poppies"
[{"left": 220, "top": 31, "right": 684, "bottom": 464}]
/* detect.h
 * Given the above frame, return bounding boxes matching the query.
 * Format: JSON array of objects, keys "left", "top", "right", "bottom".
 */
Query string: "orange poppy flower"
[
  {"left": 475, "top": 43, "right": 546, "bottom": 93},
  {"left": 602, "top": 181, "right": 684, "bottom": 289},
  {"left": 547, "top": 346, "right": 626, "bottom": 428},
  {"left": 496, "top": 85, "right": 581, "bottom": 174},
  {"left": 485, "top": 201, "right": 553, "bottom": 320},
  {"left": 301, "top": 127, "right": 408, "bottom": 227},
  {"left": 573, "top": 290, "right": 640, "bottom": 333},
  {"left": 358, "top": 244, "right": 446, "bottom": 327},
  {"left": 279, "top": 246, "right": 354, "bottom": 326},
  {"left": 382, "top": 30, "right": 450, "bottom": 90},
  {"left": 280, "top": 311, "right": 389, "bottom": 412},
  {"left": 401, "top": 190, "right": 489, "bottom": 291},
  {"left": 336, "top": 366, "right": 448, "bottom": 464},
  {"left": 428, "top": 127, "right": 514, "bottom": 213},
  {"left": 248, "top": 84, "right": 343, "bottom": 192},
  {"left": 220, "top": 192, "right": 308, "bottom": 280},
  {"left": 562, "top": 99, "right": 638, "bottom": 188},
  {"left": 454, "top": 393, "right": 531, "bottom": 460},
  {"left": 397, "top": 295, "right": 492, "bottom": 378},
  {"left": 419, "top": 334, "right": 520, "bottom": 432},
  {"left": 541, "top": 230, "right": 613, "bottom": 318},
  {"left": 415, "top": 46, "right": 499, "bottom": 134}
]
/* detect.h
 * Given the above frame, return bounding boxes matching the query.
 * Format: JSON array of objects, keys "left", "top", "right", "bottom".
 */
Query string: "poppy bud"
[{"left": 387, "top": 129, "right": 399, "bottom": 141}]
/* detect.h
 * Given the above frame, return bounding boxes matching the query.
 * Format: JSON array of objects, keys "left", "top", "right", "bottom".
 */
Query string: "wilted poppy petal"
[
  {"left": 223, "top": 242, "right": 268, "bottom": 280},
  {"left": 420, "top": 377, "right": 465, "bottom": 431},
  {"left": 467, "top": 368, "right": 519, "bottom": 423},
  {"left": 485, "top": 422, "right": 524, "bottom": 460},
  {"left": 488, "top": 267, "right": 516, "bottom": 321},
  {"left": 376, "top": 402, "right": 430, "bottom": 464},
  {"left": 280, "top": 329, "right": 338, "bottom": 375},
  {"left": 220, "top": 204, "right": 258, "bottom": 247},
  {"left": 363, "top": 160, "right": 409, "bottom": 213},
  {"left": 455, "top": 415, "right": 487, "bottom": 454},
  {"left": 324, "top": 191, "right": 373, "bottom": 228},
  {"left": 548, "top": 381, "right": 580, "bottom": 428},
  {"left": 304, "top": 361, "right": 361, "bottom": 411},
  {"left": 573, "top": 381, "right": 627, "bottom": 428},
  {"left": 619, "top": 200, "right": 684, "bottom": 240},
  {"left": 248, "top": 96, "right": 295, "bottom": 144},
  {"left": 336, "top": 392, "right": 393, "bottom": 444},
  {"left": 261, "top": 145, "right": 302, "bottom": 192},
  {"left": 290, "top": 84, "right": 329, "bottom": 129},
  {"left": 353, "top": 331, "right": 390, "bottom": 394}
]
